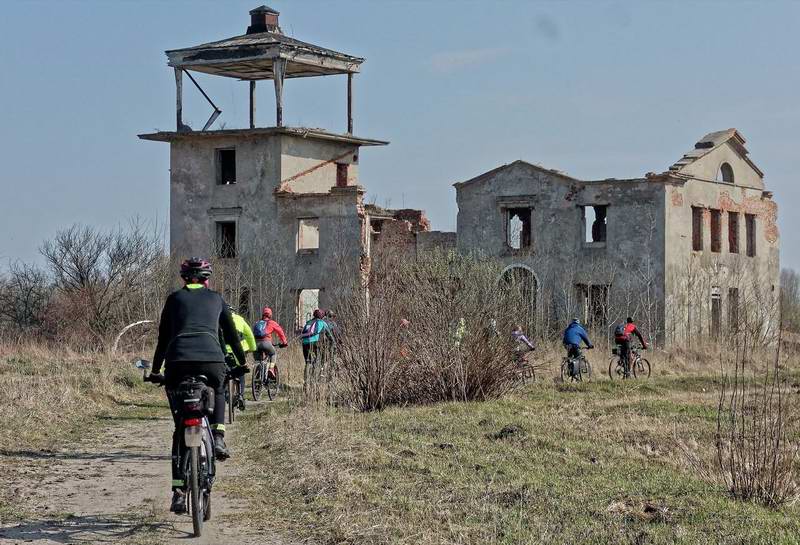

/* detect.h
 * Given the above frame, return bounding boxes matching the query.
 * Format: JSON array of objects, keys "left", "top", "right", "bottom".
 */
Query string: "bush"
[{"left": 331, "top": 250, "right": 534, "bottom": 411}]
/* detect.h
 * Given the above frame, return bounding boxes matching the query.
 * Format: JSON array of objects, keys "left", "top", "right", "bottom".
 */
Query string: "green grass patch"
[{"left": 232, "top": 377, "right": 800, "bottom": 545}]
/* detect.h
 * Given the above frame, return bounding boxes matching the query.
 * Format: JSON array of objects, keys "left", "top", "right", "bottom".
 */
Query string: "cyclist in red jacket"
[
  {"left": 614, "top": 317, "right": 648, "bottom": 377},
  {"left": 252, "top": 307, "right": 288, "bottom": 361}
]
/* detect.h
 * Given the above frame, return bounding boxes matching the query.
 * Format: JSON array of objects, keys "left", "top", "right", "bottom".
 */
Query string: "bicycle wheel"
[
  {"left": 188, "top": 447, "right": 204, "bottom": 537},
  {"left": 580, "top": 357, "right": 592, "bottom": 381},
  {"left": 634, "top": 358, "right": 651, "bottom": 379},
  {"left": 266, "top": 366, "right": 279, "bottom": 401},
  {"left": 560, "top": 359, "right": 569, "bottom": 382},
  {"left": 251, "top": 363, "right": 264, "bottom": 401},
  {"left": 608, "top": 357, "right": 624, "bottom": 380},
  {"left": 227, "top": 380, "right": 235, "bottom": 424}
]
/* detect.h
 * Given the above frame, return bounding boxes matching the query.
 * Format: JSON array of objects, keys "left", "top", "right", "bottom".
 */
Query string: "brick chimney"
[{"left": 247, "top": 5, "right": 281, "bottom": 34}]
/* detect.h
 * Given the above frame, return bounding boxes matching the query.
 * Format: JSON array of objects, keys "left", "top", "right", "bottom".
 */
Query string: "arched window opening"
[{"left": 718, "top": 162, "right": 734, "bottom": 183}]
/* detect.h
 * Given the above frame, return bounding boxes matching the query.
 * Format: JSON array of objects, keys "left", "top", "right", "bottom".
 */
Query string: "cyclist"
[
  {"left": 225, "top": 305, "right": 257, "bottom": 410},
  {"left": 511, "top": 324, "right": 535, "bottom": 366},
  {"left": 300, "top": 308, "right": 334, "bottom": 389},
  {"left": 148, "top": 257, "right": 247, "bottom": 514},
  {"left": 562, "top": 318, "right": 593, "bottom": 361},
  {"left": 252, "top": 306, "right": 288, "bottom": 363},
  {"left": 614, "top": 317, "right": 648, "bottom": 377}
]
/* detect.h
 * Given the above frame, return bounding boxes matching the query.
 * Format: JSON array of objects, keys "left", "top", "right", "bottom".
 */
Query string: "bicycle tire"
[
  {"left": 251, "top": 363, "right": 264, "bottom": 401},
  {"left": 203, "top": 490, "right": 211, "bottom": 521},
  {"left": 560, "top": 359, "right": 569, "bottom": 382},
  {"left": 581, "top": 358, "right": 592, "bottom": 381},
  {"left": 227, "top": 380, "right": 235, "bottom": 424},
  {"left": 189, "top": 446, "right": 203, "bottom": 537},
  {"left": 266, "top": 366, "right": 279, "bottom": 401},
  {"left": 634, "top": 358, "right": 651, "bottom": 379},
  {"left": 608, "top": 357, "right": 624, "bottom": 380}
]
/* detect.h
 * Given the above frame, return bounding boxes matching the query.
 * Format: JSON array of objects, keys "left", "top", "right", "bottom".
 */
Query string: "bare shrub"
[
  {"left": 782, "top": 268, "right": 800, "bottom": 332},
  {"left": 39, "top": 220, "right": 168, "bottom": 347},
  {"left": 332, "top": 248, "right": 532, "bottom": 411},
  {"left": 0, "top": 261, "right": 50, "bottom": 337},
  {"left": 683, "top": 331, "right": 799, "bottom": 507}
]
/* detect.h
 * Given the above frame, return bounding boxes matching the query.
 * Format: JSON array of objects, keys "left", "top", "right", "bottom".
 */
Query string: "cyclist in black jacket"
[{"left": 148, "top": 257, "right": 247, "bottom": 513}]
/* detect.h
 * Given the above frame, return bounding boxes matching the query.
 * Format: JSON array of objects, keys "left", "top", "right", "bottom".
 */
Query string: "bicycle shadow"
[
  {"left": 0, "top": 514, "right": 171, "bottom": 544},
  {"left": 0, "top": 449, "right": 168, "bottom": 463}
]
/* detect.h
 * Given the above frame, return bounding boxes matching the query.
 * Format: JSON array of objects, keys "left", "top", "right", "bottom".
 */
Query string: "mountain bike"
[
  {"left": 137, "top": 359, "right": 215, "bottom": 537},
  {"left": 560, "top": 347, "right": 592, "bottom": 382},
  {"left": 608, "top": 345, "right": 651, "bottom": 379},
  {"left": 252, "top": 345, "right": 284, "bottom": 401},
  {"left": 515, "top": 349, "right": 536, "bottom": 385}
]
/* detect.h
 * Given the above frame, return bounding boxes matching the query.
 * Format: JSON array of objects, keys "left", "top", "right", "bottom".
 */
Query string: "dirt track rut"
[{"left": 0, "top": 407, "right": 286, "bottom": 544}]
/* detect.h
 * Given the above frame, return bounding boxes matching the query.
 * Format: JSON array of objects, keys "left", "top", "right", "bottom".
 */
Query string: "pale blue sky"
[{"left": 1, "top": 0, "right": 798, "bottom": 269}]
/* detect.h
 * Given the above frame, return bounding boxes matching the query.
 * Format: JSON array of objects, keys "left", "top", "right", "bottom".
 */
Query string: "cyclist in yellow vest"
[{"left": 225, "top": 306, "right": 257, "bottom": 410}]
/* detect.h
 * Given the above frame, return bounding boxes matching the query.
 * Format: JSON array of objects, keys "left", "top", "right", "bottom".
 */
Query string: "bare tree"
[
  {"left": 0, "top": 261, "right": 50, "bottom": 335},
  {"left": 39, "top": 220, "right": 166, "bottom": 346}
]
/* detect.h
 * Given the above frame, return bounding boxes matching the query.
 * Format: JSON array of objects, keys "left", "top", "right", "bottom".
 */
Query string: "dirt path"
[{"left": 0, "top": 406, "right": 287, "bottom": 545}]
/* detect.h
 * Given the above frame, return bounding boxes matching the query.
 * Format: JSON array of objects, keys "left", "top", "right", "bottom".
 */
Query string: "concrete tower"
[{"left": 140, "top": 6, "right": 389, "bottom": 324}]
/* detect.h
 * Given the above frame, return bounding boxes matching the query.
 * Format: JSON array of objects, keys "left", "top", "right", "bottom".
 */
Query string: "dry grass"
[
  {"left": 0, "top": 342, "right": 159, "bottom": 450},
  {"left": 231, "top": 349, "right": 800, "bottom": 545}
]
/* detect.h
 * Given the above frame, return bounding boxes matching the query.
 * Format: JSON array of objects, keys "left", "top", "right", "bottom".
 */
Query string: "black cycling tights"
[{"left": 165, "top": 361, "right": 226, "bottom": 487}]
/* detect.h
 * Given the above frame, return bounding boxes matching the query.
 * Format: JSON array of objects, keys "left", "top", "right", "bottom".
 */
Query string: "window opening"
[
  {"left": 507, "top": 208, "right": 532, "bottom": 250},
  {"left": 499, "top": 267, "right": 537, "bottom": 328},
  {"left": 710, "top": 209, "right": 722, "bottom": 253},
  {"left": 336, "top": 163, "right": 348, "bottom": 187},
  {"left": 216, "top": 221, "right": 237, "bottom": 258},
  {"left": 728, "top": 287, "right": 739, "bottom": 333},
  {"left": 296, "top": 289, "right": 320, "bottom": 328},
  {"left": 370, "top": 218, "right": 384, "bottom": 246},
  {"left": 576, "top": 284, "right": 609, "bottom": 327},
  {"left": 711, "top": 289, "right": 722, "bottom": 339},
  {"left": 718, "top": 163, "right": 734, "bottom": 183},
  {"left": 745, "top": 214, "right": 756, "bottom": 257},
  {"left": 692, "top": 207, "right": 704, "bottom": 251},
  {"left": 728, "top": 212, "right": 739, "bottom": 254},
  {"left": 298, "top": 218, "right": 320, "bottom": 251},
  {"left": 582, "top": 205, "right": 607, "bottom": 243},
  {"left": 238, "top": 287, "right": 251, "bottom": 317},
  {"left": 216, "top": 149, "right": 236, "bottom": 185}
]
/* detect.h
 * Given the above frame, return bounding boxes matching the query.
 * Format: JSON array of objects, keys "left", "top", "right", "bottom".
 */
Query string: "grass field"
[{"left": 233, "top": 365, "right": 800, "bottom": 545}]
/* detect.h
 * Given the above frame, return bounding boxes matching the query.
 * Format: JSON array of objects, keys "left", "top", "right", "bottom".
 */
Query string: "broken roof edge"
[
  {"left": 138, "top": 127, "right": 388, "bottom": 146},
  {"left": 669, "top": 128, "right": 764, "bottom": 179},
  {"left": 453, "top": 160, "right": 580, "bottom": 189}
]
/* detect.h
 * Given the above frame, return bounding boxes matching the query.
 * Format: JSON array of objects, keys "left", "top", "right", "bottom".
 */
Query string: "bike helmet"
[
  {"left": 313, "top": 308, "right": 325, "bottom": 319},
  {"left": 180, "top": 257, "right": 212, "bottom": 281},
  {"left": 262, "top": 306, "right": 273, "bottom": 319},
  {"left": 626, "top": 317, "right": 634, "bottom": 323}
]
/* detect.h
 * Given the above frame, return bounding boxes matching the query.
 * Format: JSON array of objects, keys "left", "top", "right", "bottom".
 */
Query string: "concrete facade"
[{"left": 454, "top": 129, "right": 780, "bottom": 345}]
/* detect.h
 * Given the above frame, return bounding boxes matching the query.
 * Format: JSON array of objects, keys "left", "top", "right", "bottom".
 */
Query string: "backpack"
[
  {"left": 302, "top": 319, "right": 319, "bottom": 337},
  {"left": 253, "top": 320, "right": 268, "bottom": 339},
  {"left": 614, "top": 323, "right": 629, "bottom": 343}
]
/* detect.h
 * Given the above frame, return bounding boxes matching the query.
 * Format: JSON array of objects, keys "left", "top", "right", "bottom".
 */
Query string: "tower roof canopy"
[{"left": 166, "top": 7, "right": 364, "bottom": 80}]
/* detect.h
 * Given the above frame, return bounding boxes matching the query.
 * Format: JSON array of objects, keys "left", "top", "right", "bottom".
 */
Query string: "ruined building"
[
  {"left": 455, "top": 129, "right": 780, "bottom": 344},
  {"left": 140, "top": 7, "right": 779, "bottom": 344},
  {"left": 140, "top": 6, "right": 442, "bottom": 326}
]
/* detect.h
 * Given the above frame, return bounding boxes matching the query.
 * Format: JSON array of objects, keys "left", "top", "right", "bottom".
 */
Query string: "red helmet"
[
  {"left": 313, "top": 308, "right": 325, "bottom": 319},
  {"left": 180, "top": 257, "right": 212, "bottom": 281},
  {"left": 262, "top": 306, "right": 273, "bottom": 319}
]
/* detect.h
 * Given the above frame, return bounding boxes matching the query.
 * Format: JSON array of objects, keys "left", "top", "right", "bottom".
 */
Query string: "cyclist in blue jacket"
[{"left": 562, "top": 318, "right": 593, "bottom": 359}]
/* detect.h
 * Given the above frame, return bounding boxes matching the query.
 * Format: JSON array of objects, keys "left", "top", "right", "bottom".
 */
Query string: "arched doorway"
[{"left": 499, "top": 265, "right": 538, "bottom": 330}]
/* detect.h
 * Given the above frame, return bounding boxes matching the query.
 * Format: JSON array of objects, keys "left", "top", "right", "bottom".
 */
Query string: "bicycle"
[
  {"left": 560, "top": 347, "right": 592, "bottom": 382},
  {"left": 137, "top": 359, "right": 215, "bottom": 537},
  {"left": 252, "top": 345, "right": 285, "bottom": 402},
  {"left": 608, "top": 345, "right": 651, "bottom": 380},
  {"left": 514, "top": 349, "right": 536, "bottom": 385}
]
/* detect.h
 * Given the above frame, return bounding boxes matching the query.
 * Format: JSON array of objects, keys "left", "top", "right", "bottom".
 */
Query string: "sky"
[{"left": 0, "top": 0, "right": 798, "bottom": 269}]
